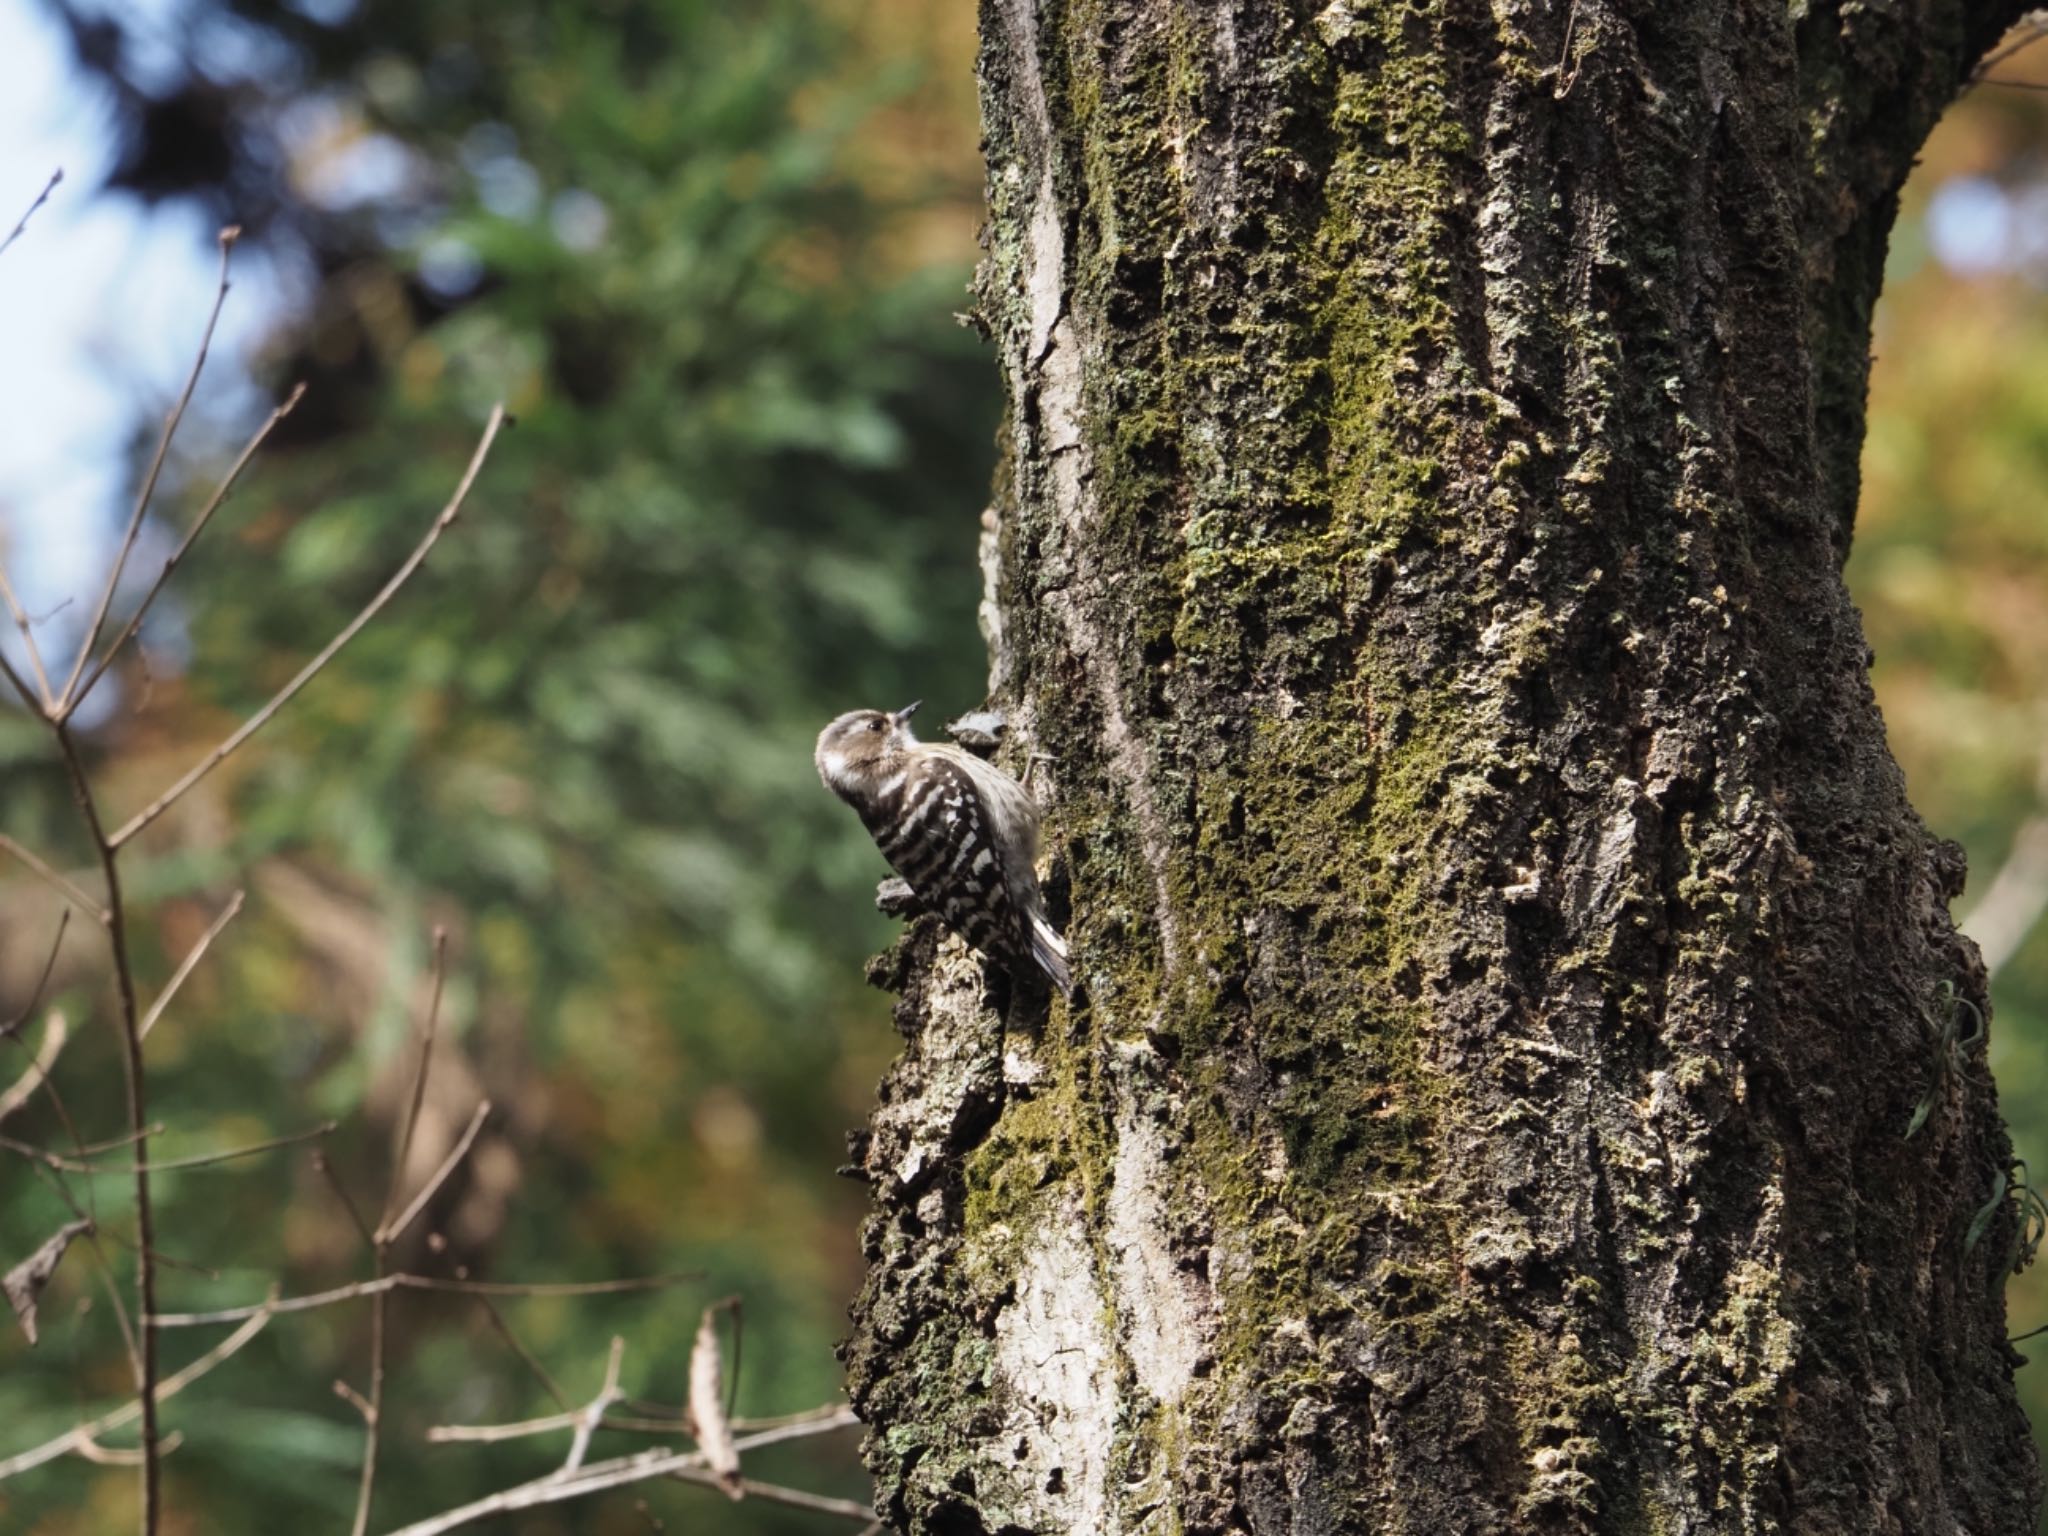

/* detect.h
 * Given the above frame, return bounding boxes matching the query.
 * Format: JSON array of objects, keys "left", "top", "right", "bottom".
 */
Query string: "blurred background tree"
[
  {"left": 1859, "top": 47, "right": 2048, "bottom": 1528},
  {"left": 0, "top": 2, "right": 2045, "bottom": 1532},
  {"left": 0, "top": 0, "right": 992, "bottom": 1530}
]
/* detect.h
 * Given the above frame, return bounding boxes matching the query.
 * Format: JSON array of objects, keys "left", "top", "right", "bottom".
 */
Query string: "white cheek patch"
[{"left": 821, "top": 748, "right": 853, "bottom": 790}]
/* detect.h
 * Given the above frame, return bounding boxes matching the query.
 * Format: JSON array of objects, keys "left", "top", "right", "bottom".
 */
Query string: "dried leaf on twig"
[
  {"left": 685, "top": 1301, "right": 742, "bottom": 1499},
  {"left": 6, "top": 1218, "right": 93, "bottom": 1344}
]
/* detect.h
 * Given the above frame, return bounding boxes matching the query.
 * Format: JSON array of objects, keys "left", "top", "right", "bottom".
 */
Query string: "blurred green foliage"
[
  {"left": 1855, "top": 69, "right": 2048, "bottom": 1528},
  {"left": 0, "top": 0, "right": 992, "bottom": 1531}
]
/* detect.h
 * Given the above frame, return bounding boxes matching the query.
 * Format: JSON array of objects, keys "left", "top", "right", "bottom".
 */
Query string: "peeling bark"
[{"left": 842, "top": 2, "right": 2043, "bottom": 1532}]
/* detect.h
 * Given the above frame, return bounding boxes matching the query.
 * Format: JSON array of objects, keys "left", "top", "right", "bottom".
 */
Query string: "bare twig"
[
  {"left": 0, "top": 1305, "right": 272, "bottom": 1481},
  {"left": 383, "top": 927, "right": 450, "bottom": 1239},
  {"left": 428, "top": 1406, "right": 587, "bottom": 1445},
  {"left": 70, "top": 384, "right": 308, "bottom": 716},
  {"left": 138, "top": 890, "right": 245, "bottom": 1042},
  {"left": 687, "top": 1475, "right": 874, "bottom": 1521},
  {"left": 561, "top": 1337, "right": 627, "bottom": 1476},
  {"left": 0, "top": 558, "right": 55, "bottom": 709},
  {"left": 0, "top": 644, "right": 45, "bottom": 714},
  {"left": 429, "top": 1398, "right": 852, "bottom": 1446},
  {"left": 0, "top": 168, "right": 61, "bottom": 260},
  {"left": 469, "top": 1291, "right": 573, "bottom": 1411},
  {"left": 383, "top": 1409, "right": 865, "bottom": 1536},
  {"left": 0, "top": 1120, "right": 334, "bottom": 1176},
  {"left": 0, "top": 1011, "right": 69, "bottom": 1126},
  {"left": 57, "top": 228, "right": 241, "bottom": 712},
  {"left": 151, "top": 1269, "right": 702, "bottom": 1328},
  {"left": 10, "top": 1023, "right": 143, "bottom": 1387},
  {"left": 0, "top": 833, "right": 109, "bottom": 925},
  {"left": 1973, "top": 11, "right": 2048, "bottom": 80},
  {"left": 72, "top": 1430, "right": 183, "bottom": 1467},
  {"left": 380, "top": 1100, "right": 489, "bottom": 1246},
  {"left": 51, "top": 719, "right": 161, "bottom": 1530},
  {"left": 313, "top": 1150, "right": 380, "bottom": 1250},
  {"left": 349, "top": 932, "right": 457, "bottom": 1536},
  {"left": 109, "top": 406, "right": 509, "bottom": 849},
  {"left": 732, "top": 1402, "right": 862, "bottom": 1433},
  {"left": 2, "top": 909, "right": 72, "bottom": 1041}
]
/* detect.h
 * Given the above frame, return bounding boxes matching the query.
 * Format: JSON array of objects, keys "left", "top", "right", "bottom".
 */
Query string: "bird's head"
[{"left": 815, "top": 701, "right": 921, "bottom": 795}]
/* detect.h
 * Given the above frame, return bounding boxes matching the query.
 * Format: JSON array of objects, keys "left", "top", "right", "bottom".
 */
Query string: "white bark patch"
[
  {"left": 994, "top": 1214, "right": 1116, "bottom": 1531},
  {"left": 978, "top": 506, "right": 1006, "bottom": 690},
  {"left": 1107, "top": 1104, "right": 1213, "bottom": 1404}
]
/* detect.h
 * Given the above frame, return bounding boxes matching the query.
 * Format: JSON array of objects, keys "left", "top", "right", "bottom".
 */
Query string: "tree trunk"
[{"left": 841, "top": 3, "right": 2042, "bottom": 1532}]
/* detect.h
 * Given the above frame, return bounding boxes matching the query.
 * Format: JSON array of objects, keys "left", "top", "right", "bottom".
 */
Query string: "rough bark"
[{"left": 841, "top": 3, "right": 2043, "bottom": 1533}]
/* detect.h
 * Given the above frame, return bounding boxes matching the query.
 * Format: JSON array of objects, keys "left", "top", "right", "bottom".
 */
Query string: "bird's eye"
[{"left": 867, "top": 718, "right": 883, "bottom": 732}]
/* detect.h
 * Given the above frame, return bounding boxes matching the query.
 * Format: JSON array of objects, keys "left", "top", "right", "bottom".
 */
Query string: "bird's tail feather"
[{"left": 1028, "top": 916, "right": 1071, "bottom": 993}]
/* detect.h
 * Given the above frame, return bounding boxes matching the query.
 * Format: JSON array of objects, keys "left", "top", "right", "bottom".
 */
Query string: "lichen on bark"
[{"left": 841, "top": 3, "right": 2045, "bottom": 1533}]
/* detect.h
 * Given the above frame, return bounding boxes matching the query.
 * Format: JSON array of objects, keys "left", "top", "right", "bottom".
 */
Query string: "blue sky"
[{"left": 0, "top": 0, "right": 280, "bottom": 659}]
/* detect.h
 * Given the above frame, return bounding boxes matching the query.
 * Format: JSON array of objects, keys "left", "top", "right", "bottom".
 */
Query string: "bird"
[{"left": 815, "top": 701, "right": 1070, "bottom": 992}]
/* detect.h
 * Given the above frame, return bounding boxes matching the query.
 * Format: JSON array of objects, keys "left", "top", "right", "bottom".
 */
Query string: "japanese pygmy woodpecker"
[{"left": 815, "top": 702, "right": 1070, "bottom": 991}]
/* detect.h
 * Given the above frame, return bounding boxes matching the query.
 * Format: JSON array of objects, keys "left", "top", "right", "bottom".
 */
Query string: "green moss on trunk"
[{"left": 843, "top": 2, "right": 2043, "bottom": 1533}]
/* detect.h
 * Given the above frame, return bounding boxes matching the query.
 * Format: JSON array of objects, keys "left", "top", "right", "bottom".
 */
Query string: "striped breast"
[{"left": 858, "top": 753, "right": 1017, "bottom": 964}]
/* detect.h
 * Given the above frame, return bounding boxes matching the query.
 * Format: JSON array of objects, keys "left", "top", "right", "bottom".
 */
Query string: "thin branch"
[
  {"left": 381, "top": 1409, "right": 864, "bottom": 1536},
  {"left": 335, "top": 1379, "right": 376, "bottom": 1420},
  {"left": 0, "top": 1011, "right": 68, "bottom": 1126},
  {"left": 52, "top": 718, "right": 160, "bottom": 1532},
  {"left": 469, "top": 1292, "right": 572, "bottom": 1412},
  {"left": 72, "top": 1430, "right": 183, "bottom": 1467},
  {"left": 138, "top": 890, "right": 245, "bottom": 1042},
  {"left": 151, "top": 1269, "right": 703, "bottom": 1328},
  {"left": 70, "top": 384, "right": 308, "bottom": 717},
  {"left": 0, "top": 558, "right": 54, "bottom": 709},
  {"left": 351, "top": 927, "right": 457, "bottom": 1536},
  {"left": 313, "top": 1150, "right": 379, "bottom": 1250},
  {"left": 58, "top": 1123, "right": 166, "bottom": 1159},
  {"left": 0, "top": 168, "right": 61, "bottom": 260},
  {"left": 732, "top": 1402, "right": 862, "bottom": 1433},
  {"left": 10, "top": 1025, "right": 141, "bottom": 1386},
  {"left": 0, "top": 833, "right": 109, "bottom": 925},
  {"left": 685, "top": 1475, "right": 874, "bottom": 1522},
  {"left": 2, "top": 908, "right": 72, "bottom": 1041},
  {"left": 0, "top": 644, "right": 44, "bottom": 715},
  {"left": 57, "top": 227, "right": 240, "bottom": 711},
  {"left": 109, "top": 407, "right": 509, "bottom": 849},
  {"left": 384, "top": 927, "right": 450, "bottom": 1236},
  {"left": 379, "top": 1100, "right": 489, "bottom": 1246},
  {"left": 0, "top": 1120, "right": 334, "bottom": 1176},
  {"left": 429, "top": 1399, "right": 852, "bottom": 1446},
  {"left": 1972, "top": 11, "right": 2048, "bottom": 79},
  {"left": 0, "top": 1305, "right": 272, "bottom": 1481},
  {"left": 429, "top": 1406, "right": 587, "bottom": 1445},
  {"left": 561, "top": 1337, "right": 626, "bottom": 1476}
]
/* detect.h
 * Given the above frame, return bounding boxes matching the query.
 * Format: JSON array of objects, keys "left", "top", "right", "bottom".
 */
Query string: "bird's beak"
[{"left": 890, "top": 700, "right": 922, "bottom": 728}]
